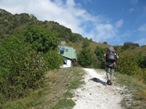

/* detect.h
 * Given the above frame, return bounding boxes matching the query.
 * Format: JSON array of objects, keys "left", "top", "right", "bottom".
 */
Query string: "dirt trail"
[{"left": 72, "top": 68, "right": 125, "bottom": 109}]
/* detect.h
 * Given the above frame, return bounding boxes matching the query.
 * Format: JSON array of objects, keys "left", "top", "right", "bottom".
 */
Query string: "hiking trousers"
[{"left": 105, "top": 67, "right": 115, "bottom": 82}]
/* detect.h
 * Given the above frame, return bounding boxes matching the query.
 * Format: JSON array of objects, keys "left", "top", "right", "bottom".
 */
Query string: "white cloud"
[
  {"left": 135, "top": 38, "right": 146, "bottom": 46},
  {"left": 95, "top": 24, "right": 117, "bottom": 41},
  {"left": 138, "top": 24, "right": 146, "bottom": 32},
  {"left": 115, "top": 19, "right": 123, "bottom": 28},
  {"left": 0, "top": 0, "right": 120, "bottom": 44},
  {"left": 66, "top": 0, "right": 75, "bottom": 7}
]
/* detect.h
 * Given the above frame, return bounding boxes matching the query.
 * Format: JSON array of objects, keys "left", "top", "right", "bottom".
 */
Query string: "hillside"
[
  {"left": 0, "top": 9, "right": 110, "bottom": 54},
  {"left": 0, "top": 9, "right": 146, "bottom": 109},
  {"left": 0, "top": 8, "right": 146, "bottom": 84},
  {"left": 1, "top": 8, "right": 146, "bottom": 53}
]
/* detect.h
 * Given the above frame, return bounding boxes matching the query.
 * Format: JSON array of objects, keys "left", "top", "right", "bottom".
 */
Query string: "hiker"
[{"left": 104, "top": 46, "right": 119, "bottom": 85}]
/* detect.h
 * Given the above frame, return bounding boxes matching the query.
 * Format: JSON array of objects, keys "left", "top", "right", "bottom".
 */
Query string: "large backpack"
[{"left": 106, "top": 49, "right": 116, "bottom": 61}]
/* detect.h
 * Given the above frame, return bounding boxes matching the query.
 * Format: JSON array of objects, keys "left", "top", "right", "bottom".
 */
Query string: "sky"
[{"left": 0, "top": 0, "right": 146, "bottom": 46}]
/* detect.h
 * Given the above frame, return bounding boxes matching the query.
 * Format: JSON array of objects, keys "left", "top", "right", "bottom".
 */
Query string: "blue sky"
[{"left": 0, "top": 0, "right": 146, "bottom": 46}]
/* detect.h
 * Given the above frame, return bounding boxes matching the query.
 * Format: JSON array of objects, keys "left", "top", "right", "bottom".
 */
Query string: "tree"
[
  {"left": 94, "top": 46, "right": 105, "bottom": 68},
  {"left": 137, "top": 55, "right": 146, "bottom": 68},
  {"left": 23, "top": 26, "right": 59, "bottom": 53},
  {"left": 78, "top": 40, "right": 93, "bottom": 67},
  {"left": 43, "top": 50, "right": 63, "bottom": 70},
  {"left": 117, "top": 51, "right": 140, "bottom": 76},
  {"left": 78, "top": 48, "right": 93, "bottom": 67},
  {"left": 22, "top": 26, "right": 63, "bottom": 70},
  {"left": 0, "top": 34, "right": 46, "bottom": 99},
  {"left": 122, "top": 42, "right": 140, "bottom": 50},
  {"left": 82, "top": 38, "right": 90, "bottom": 48},
  {"left": 103, "top": 41, "right": 108, "bottom": 44}
]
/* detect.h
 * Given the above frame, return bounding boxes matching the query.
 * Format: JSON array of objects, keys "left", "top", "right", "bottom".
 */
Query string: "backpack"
[{"left": 106, "top": 49, "right": 116, "bottom": 61}]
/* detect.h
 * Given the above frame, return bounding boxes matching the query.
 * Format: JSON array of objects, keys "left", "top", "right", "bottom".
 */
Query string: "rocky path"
[{"left": 72, "top": 68, "right": 125, "bottom": 109}]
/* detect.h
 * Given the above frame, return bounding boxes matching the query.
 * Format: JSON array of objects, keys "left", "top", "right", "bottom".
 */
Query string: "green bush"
[
  {"left": 43, "top": 50, "right": 63, "bottom": 70},
  {"left": 0, "top": 35, "right": 46, "bottom": 99},
  {"left": 78, "top": 39, "right": 94, "bottom": 67},
  {"left": 117, "top": 51, "right": 146, "bottom": 85},
  {"left": 138, "top": 55, "right": 146, "bottom": 68},
  {"left": 122, "top": 42, "right": 140, "bottom": 50},
  {"left": 142, "top": 70, "right": 146, "bottom": 84},
  {"left": 94, "top": 46, "right": 106, "bottom": 68},
  {"left": 78, "top": 47, "right": 94, "bottom": 67},
  {"left": 117, "top": 52, "right": 140, "bottom": 76},
  {"left": 23, "top": 26, "right": 59, "bottom": 53}
]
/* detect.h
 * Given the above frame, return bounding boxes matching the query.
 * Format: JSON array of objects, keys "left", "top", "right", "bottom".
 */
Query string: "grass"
[
  {"left": 0, "top": 67, "right": 84, "bottom": 109},
  {"left": 52, "top": 99, "right": 75, "bottom": 109},
  {"left": 0, "top": 89, "right": 46, "bottom": 109},
  {"left": 2, "top": 67, "right": 146, "bottom": 109},
  {"left": 115, "top": 72, "right": 146, "bottom": 109}
]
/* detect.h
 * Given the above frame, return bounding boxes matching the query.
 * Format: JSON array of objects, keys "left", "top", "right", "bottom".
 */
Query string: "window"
[{"left": 60, "top": 47, "right": 65, "bottom": 54}]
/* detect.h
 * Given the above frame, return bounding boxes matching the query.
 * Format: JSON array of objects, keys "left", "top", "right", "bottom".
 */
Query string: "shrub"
[
  {"left": 78, "top": 47, "right": 94, "bottom": 67},
  {"left": 122, "top": 42, "right": 140, "bottom": 50},
  {"left": 43, "top": 50, "right": 63, "bottom": 70},
  {"left": 117, "top": 52, "right": 140, "bottom": 76},
  {"left": 142, "top": 70, "right": 146, "bottom": 84},
  {"left": 138, "top": 55, "right": 146, "bottom": 68},
  {"left": 94, "top": 46, "right": 105, "bottom": 68},
  {"left": 0, "top": 35, "right": 46, "bottom": 99},
  {"left": 23, "top": 26, "right": 59, "bottom": 53}
]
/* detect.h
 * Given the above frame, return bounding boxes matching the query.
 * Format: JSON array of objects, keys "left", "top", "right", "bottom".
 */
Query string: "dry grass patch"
[
  {"left": 0, "top": 67, "right": 84, "bottom": 109},
  {"left": 44, "top": 67, "right": 84, "bottom": 109},
  {"left": 115, "top": 72, "right": 146, "bottom": 109}
]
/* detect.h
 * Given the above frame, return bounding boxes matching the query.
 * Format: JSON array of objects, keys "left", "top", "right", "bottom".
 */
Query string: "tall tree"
[
  {"left": 94, "top": 46, "right": 105, "bottom": 68},
  {"left": 78, "top": 40, "right": 93, "bottom": 67},
  {"left": 23, "top": 26, "right": 59, "bottom": 53},
  {"left": 22, "top": 26, "right": 62, "bottom": 70}
]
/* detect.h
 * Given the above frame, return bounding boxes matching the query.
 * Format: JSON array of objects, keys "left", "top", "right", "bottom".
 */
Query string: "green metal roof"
[{"left": 59, "top": 45, "right": 77, "bottom": 60}]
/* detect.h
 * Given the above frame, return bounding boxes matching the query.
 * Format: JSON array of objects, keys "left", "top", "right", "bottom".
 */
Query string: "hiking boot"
[
  {"left": 107, "top": 80, "right": 112, "bottom": 85},
  {"left": 109, "top": 81, "right": 112, "bottom": 85},
  {"left": 109, "top": 80, "right": 112, "bottom": 85},
  {"left": 107, "top": 80, "right": 110, "bottom": 85}
]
